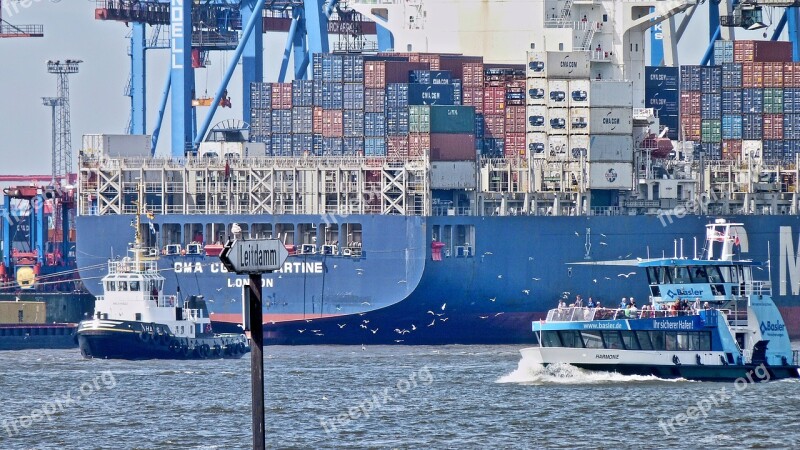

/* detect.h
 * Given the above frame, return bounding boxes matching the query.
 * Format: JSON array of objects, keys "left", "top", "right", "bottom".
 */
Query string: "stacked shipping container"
[
  {"left": 679, "top": 40, "right": 799, "bottom": 161},
  {"left": 644, "top": 67, "right": 679, "bottom": 140}
]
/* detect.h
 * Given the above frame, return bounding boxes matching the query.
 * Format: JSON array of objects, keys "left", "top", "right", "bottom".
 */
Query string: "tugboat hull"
[{"left": 77, "top": 320, "right": 249, "bottom": 360}]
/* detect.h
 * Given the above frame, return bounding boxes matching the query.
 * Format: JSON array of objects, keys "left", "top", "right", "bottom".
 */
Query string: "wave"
[{"left": 496, "top": 358, "right": 687, "bottom": 385}]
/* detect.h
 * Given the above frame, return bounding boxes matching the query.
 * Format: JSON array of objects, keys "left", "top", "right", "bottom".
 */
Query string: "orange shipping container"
[
  {"left": 722, "top": 140, "right": 742, "bottom": 160},
  {"left": 680, "top": 115, "right": 702, "bottom": 141},
  {"left": 322, "top": 110, "right": 343, "bottom": 137},
  {"left": 387, "top": 136, "right": 409, "bottom": 159},
  {"left": 742, "top": 62, "right": 764, "bottom": 88},
  {"left": 408, "top": 133, "right": 431, "bottom": 158}
]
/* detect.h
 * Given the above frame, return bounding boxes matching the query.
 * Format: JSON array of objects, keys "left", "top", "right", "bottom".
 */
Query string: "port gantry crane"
[
  {"left": 0, "top": 0, "right": 43, "bottom": 37},
  {"left": 94, "top": 0, "right": 387, "bottom": 158}
]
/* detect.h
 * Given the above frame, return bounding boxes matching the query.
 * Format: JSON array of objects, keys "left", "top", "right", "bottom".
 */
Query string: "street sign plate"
[{"left": 219, "top": 239, "right": 289, "bottom": 274}]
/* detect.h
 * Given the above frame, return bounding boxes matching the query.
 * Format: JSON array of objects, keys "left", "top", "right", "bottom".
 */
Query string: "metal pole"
[
  {"left": 248, "top": 273, "right": 265, "bottom": 450},
  {"left": 50, "top": 102, "right": 57, "bottom": 184}
]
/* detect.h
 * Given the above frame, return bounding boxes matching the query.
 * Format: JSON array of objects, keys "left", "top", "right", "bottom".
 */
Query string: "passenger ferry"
[
  {"left": 520, "top": 220, "right": 800, "bottom": 381},
  {"left": 77, "top": 207, "right": 249, "bottom": 360}
]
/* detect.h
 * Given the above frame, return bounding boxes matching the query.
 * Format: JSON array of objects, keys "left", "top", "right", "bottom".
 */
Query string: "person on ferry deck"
[
  {"left": 619, "top": 297, "right": 628, "bottom": 309},
  {"left": 692, "top": 297, "right": 701, "bottom": 312},
  {"left": 587, "top": 297, "right": 596, "bottom": 308},
  {"left": 574, "top": 295, "right": 583, "bottom": 307}
]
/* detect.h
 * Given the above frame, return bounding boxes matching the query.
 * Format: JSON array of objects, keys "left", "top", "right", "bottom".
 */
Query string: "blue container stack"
[
  {"left": 645, "top": 67, "right": 679, "bottom": 140},
  {"left": 249, "top": 82, "right": 273, "bottom": 143}
]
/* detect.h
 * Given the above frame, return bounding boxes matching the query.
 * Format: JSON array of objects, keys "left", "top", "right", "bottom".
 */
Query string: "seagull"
[
  {"left": 494, "top": 312, "right": 504, "bottom": 317},
  {"left": 625, "top": 253, "right": 632, "bottom": 258},
  {"left": 522, "top": 289, "right": 530, "bottom": 295},
  {"left": 489, "top": 297, "right": 497, "bottom": 302},
  {"left": 479, "top": 315, "right": 489, "bottom": 319},
  {"left": 333, "top": 264, "right": 338, "bottom": 269},
  {"left": 370, "top": 328, "right": 379, "bottom": 334},
  {"left": 497, "top": 274, "right": 503, "bottom": 279},
  {"left": 298, "top": 329, "right": 306, "bottom": 333},
  {"left": 336, "top": 306, "right": 342, "bottom": 311},
  {"left": 360, "top": 324, "right": 367, "bottom": 329},
  {"left": 305, "top": 319, "right": 313, "bottom": 323},
  {"left": 216, "top": 287, "right": 223, "bottom": 292},
  {"left": 599, "top": 242, "right": 608, "bottom": 246},
  {"left": 574, "top": 231, "right": 580, "bottom": 237},
  {"left": 483, "top": 251, "right": 493, "bottom": 256},
  {"left": 427, "top": 310, "right": 436, "bottom": 315},
  {"left": 314, "top": 332, "right": 324, "bottom": 336},
  {"left": 439, "top": 317, "right": 449, "bottom": 322},
  {"left": 394, "top": 328, "right": 403, "bottom": 334},
  {"left": 311, "top": 329, "right": 321, "bottom": 333},
  {"left": 618, "top": 272, "right": 636, "bottom": 278},
  {"left": 441, "top": 302, "right": 447, "bottom": 311},
  {"left": 361, "top": 344, "right": 366, "bottom": 351},
  {"left": 397, "top": 280, "right": 407, "bottom": 284},
  {"left": 428, "top": 319, "right": 436, "bottom": 327},
  {"left": 436, "top": 313, "right": 445, "bottom": 317},
  {"left": 394, "top": 340, "right": 405, "bottom": 343},
  {"left": 337, "top": 323, "right": 347, "bottom": 329},
  {"left": 322, "top": 395, "right": 328, "bottom": 400},
  {"left": 362, "top": 320, "right": 370, "bottom": 324},
  {"left": 236, "top": 324, "right": 244, "bottom": 329},
  {"left": 361, "top": 301, "right": 371, "bottom": 306},
  {"left": 532, "top": 277, "right": 541, "bottom": 281},
  {"left": 358, "top": 313, "right": 366, "bottom": 316},
  {"left": 528, "top": 256, "right": 534, "bottom": 261},
  {"left": 605, "top": 277, "right": 611, "bottom": 280},
  {"left": 411, "top": 324, "right": 416, "bottom": 331},
  {"left": 207, "top": 299, "right": 215, "bottom": 303},
  {"left": 593, "top": 279, "right": 598, "bottom": 283}
]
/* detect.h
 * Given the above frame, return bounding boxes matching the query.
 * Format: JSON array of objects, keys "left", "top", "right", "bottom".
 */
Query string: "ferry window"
[
  {"left": 162, "top": 223, "right": 182, "bottom": 248},
  {"left": 558, "top": 330, "right": 584, "bottom": 348},
  {"left": 118, "top": 281, "right": 128, "bottom": 291},
  {"left": 442, "top": 225, "right": 453, "bottom": 257},
  {"left": 699, "top": 332, "right": 711, "bottom": 351},
  {"left": 454, "top": 225, "right": 474, "bottom": 257},
  {"left": 323, "top": 223, "right": 339, "bottom": 246},
  {"left": 676, "top": 332, "right": 690, "bottom": 351},
  {"left": 542, "top": 331, "right": 562, "bottom": 347},
  {"left": 581, "top": 331, "right": 604, "bottom": 349},
  {"left": 135, "top": 313, "right": 141, "bottom": 321},
  {"left": 276, "top": 223, "right": 295, "bottom": 245},
  {"left": 690, "top": 266, "right": 709, "bottom": 283},
  {"left": 688, "top": 332, "right": 701, "bottom": 351},
  {"left": 635, "top": 331, "right": 653, "bottom": 350},
  {"left": 601, "top": 331, "right": 623, "bottom": 349},
  {"left": 646, "top": 267, "right": 656, "bottom": 284},
  {"left": 672, "top": 267, "right": 690, "bottom": 284},
  {"left": 185, "top": 223, "right": 204, "bottom": 245},
  {"left": 251, "top": 223, "right": 272, "bottom": 239},
  {"left": 298, "top": 223, "right": 317, "bottom": 246},
  {"left": 107, "top": 282, "right": 116, "bottom": 291},
  {"left": 207, "top": 222, "right": 227, "bottom": 244},
  {"left": 665, "top": 333, "right": 678, "bottom": 351},
  {"left": 621, "top": 331, "right": 640, "bottom": 350},
  {"left": 342, "top": 223, "right": 362, "bottom": 247},
  {"left": 708, "top": 266, "right": 724, "bottom": 283},
  {"left": 649, "top": 331, "right": 666, "bottom": 350},
  {"left": 130, "top": 281, "right": 140, "bottom": 291}
]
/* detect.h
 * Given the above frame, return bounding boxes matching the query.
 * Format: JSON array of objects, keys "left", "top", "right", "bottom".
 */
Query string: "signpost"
[{"left": 220, "top": 237, "right": 288, "bottom": 450}]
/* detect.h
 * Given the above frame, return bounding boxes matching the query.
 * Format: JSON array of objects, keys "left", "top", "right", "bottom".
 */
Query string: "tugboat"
[
  {"left": 520, "top": 219, "right": 800, "bottom": 381},
  {"left": 77, "top": 203, "right": 249, "bottom": 360}
]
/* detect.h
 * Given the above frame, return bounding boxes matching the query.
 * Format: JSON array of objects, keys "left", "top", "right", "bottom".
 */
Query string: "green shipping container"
[
  {"left": 701, "top": 119, "right": 721, "bottom": 143},
  {"left": 764, "top": 88, "right": 784, "bottom": 114},
  {"left": 430, "top": 105, "right": 476, "bottom": 134},
  {"left": 409, "top": 105, "right": 430, "bottom": 133}
]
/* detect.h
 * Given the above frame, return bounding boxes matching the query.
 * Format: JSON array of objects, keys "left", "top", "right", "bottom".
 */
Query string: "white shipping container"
[
  {"left": 547, "top": 80, "right": 569, "bottom": 108},
  {"left": 588, "top": 135, "right": 634, "bottom": 161},
  {"left": 569, "top": 135, "right": 589, "bottom": 159},
  {"left": 526, "top": 106, "right": 548, "bottom": 133},
  {"left": 568, "top": 79, "right": 590, "bottom": 108},
  {"left": 742, "top": 140, "right": 762, "bottom": 162},
  {"left": 547, "top": 108, "right": 569, "bottom": 135},
  {"left": 431, "top": 161, "right": 478, "bottom": 189},
  {"left": 589, "top": 81, "right": 634, "bottom": 107},
  {"left": 526, "top": 78, "right": 547, "bottom": 105},
  {"left": 547, "top": 135, "right": 569, "bottom": 159},
  {"left": 527, "top": 51, "right": 591, "bottom": 79},
  {"left": 588, "top": 107, "right": 633, "bottom": 135},
  {"left": 569, "top": 108, "right": 590, "bottom": 135},
  {"left": 82, "top": 134, "right": 151, "bottom": 157},
  {"left": 527, "top": 132, "right": 548, "bottom": 157},
  {"left": 588, "top": 162, "right": 634, "bottom": 190}
]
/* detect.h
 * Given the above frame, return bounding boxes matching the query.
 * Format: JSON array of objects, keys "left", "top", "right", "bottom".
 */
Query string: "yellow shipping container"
[{"left": 0, "top": 302, "right": 46, "bottom": 324}]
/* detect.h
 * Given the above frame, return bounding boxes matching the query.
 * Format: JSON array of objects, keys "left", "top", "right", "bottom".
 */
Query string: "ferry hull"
[{"left": 77, "top": 214, "right": 800, "bottom": 345}]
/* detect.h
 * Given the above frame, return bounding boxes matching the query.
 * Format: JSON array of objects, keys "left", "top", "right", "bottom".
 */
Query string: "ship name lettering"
[
  {"left": 595, "top": 354, "right": 619, "bottom": 360},
  {"left": 779, "top": 226, "right": 800, "bottom": 296},
  {"left": 227, "top": 277, "right": 274, "bottom": 288},
  {"left": 561, "top": 61, "right": 577, "bottom": 68},
  {"left": 602, "top": 118, "right": 620, "bottom": 125},
  {"left": 173, "top": 262, "right": 203, "bottom": 273},
  {"left": 171, "top": 0, "right": 184, "bottom": 69}
]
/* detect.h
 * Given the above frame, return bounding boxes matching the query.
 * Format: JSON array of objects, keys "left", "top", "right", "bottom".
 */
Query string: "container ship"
[
  {"left": 0, "top": 184, "right": 94, "bottom": 349},
  {"left": 75, "top": 0, "right": 800, "bottom": 344}
]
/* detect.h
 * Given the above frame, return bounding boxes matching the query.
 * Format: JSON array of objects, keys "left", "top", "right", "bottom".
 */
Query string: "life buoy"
[
  {"left": 237, "top": 342, "right": 246, "bottom": 354},
  {"left": 139, "top": 332, "right": 151, "bottom": 343},
  {"left": 212, "top": 345, "right": 222, "bottom": 357},
  {"left": 181, "top": 346, "right": 190, "bottom": 357}
]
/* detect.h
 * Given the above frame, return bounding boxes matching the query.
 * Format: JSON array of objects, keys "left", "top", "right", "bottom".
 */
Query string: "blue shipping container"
[
  {"left": 271, "top": 134, "right": 292, "bottom": 156},
  {"left": 292, "top": 107, "right": 313, "bottom": 134},
  {"left": 386, "top": 83, "right": 409, "bottom": 109},
  {"left": 292, "top": 134, "right": 313, "bottom": 155},
  {"left": 409, "top": 70, "right": 452, "bottom": 85},
  {"left": 312, "top": 134, "right": 323, "bottom": 156},
  {"left": 700, "top": 142, "right": 721, "bottom": 160},
  {"left": 322, "top": 54, "right": 344, "bottom": 82},
  {"left": 721, "top": 89, "right": 742, "bottom": 114},
  {"left": 343, "top": 110, "right": 365, "bottom": 137},
  {"left": 701, "top": 93, "right": 722, "bottom": 119},
  {"left": 364, "top": 137, "right": 387, "bottom": 156},
  {"left": 343, "top": 54, "right": 365, "bottom": 83},
  {"left": 322, "top": 82, "right": 344, "bottom": 110},
  {"left": 323, "top": 137, "right": 343, "bottom": 155},
  {"left": 784, "top": 114, "right": 800, "bottom": 140},
  {"left": 313, "top": 80, "right": 323, "bottom": 107},
  {"left": 475, "top": 113, "right": 485, "bottom": 139},
  {"left": 343, "top": 83, "right": 365, "bottom": 110},
  {"left": 783, "top": 88, "right": 800, "bottom": 114},
  {"left": 763, "top": 140, "right": 782, "bottom": 160},
  {"left": 312, "top": 54, "right": 323, "bottom": 81},
  {"left": 680, "top": 65, "right": 702, "bottom": 92},
  {"left": 784, "top": 140, "right": 800, "bottom": 160},
  {"left": 364, "top": 113, "right": 386, "bottom": 137},
  {"left": 452, "top": 79, "right": 462, "bottom": 105},
  {"left": 701, "top": 66, "right": 723, "bottom": 94},
  {"left": 742, "top": 88, "right": 763, "bottom": 114},
  {"left": 482, "top": 138, "right": 504, "bottom": 158},
  {"left": 742, "top": 114, "right": 763, "bottom": 140},
  {"left": 365, "top": 88, "right": 386, "bottom": 113},
  {"left": 386, "top": 108, "right": 410, "bottom": 135},
  {"left": 646, "top": 89, "right": 679, "bottom": 114},
  {"left": 270, "top": 110, "right": 292, "bottom": 134},
  {"left": 722, "top": 63, "right": 742, "bottom": 89},
  {"left": 713, "top": 40, "right": 734, "bottom": 64},
  {"left": 721, "top": 115, "right": 742, "bottom": 140},
  {"left": 292, "top": 80, "right": 314, "bottom": 107},
  {"left": 343, "top": 137, "right": 365, "bottom": 156},
  {"left": 645, "top": 66, "right": 679, "bottom": 90},
  {"left": 408, "top": 83, "right": 455, "bottom": 106}
]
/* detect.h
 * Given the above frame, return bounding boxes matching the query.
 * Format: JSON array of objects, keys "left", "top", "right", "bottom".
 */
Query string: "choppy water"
[{"left": 1, "top": 345, "right": 799, "bottom": 449}]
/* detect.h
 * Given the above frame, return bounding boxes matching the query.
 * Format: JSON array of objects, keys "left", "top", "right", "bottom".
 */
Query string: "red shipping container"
[
  {"left": 364, "top": 61, "right": 430, "bottom": 88},
  {"left": 504, "top": 106, "right": 526, "bottom": 134},
  {"left": 763, "top": 62, "right": 784, "bottom": 87},
  {"left": 322, "top": 110, "right": 343, "bottom": 137},
  {"left": 680, "top": 115, "right": 701, "bottom": 141},
  {"left": 763, "top": 114, "right": 784, "bottom": 140},
  {"left": 734, "top": 40, "right": 792, "bottom": 63},
  {"left": 462, "top": 86, "right": 484, "bottom": 113},
  {"left": 789, "top": 62, "right": 800, "bottom": 88},
  {"left": 429, "top": 133, "right": 476, "bottom": 161},
  {"left": 742, "top": 62, "right": 764, "bottom": 88},
  {"left": 439, "top": 55, "right": 484, "bottom": 80},
  {"left": 313, "top": 107, "right": 323, "bottom": 134},
  {"left": 387, "top": 136, "right": 409, "bottom": 159},
  {"left": 408, "top": 133, "right": 431, "bottom": 158},
  {"left": 462, "top": 62, "right": 485, "bottom": 87},
  {"left": 483, "top": 86, "right": 506, "bottom": 115},
  {"left": 418, "top": 53, "right": 441, "bottom": 70},
  {"left": 722, "top": 140, "right": 742, "bottom": 160},
  {"left": 680, "top": 91, "right": 701, "bottom": 116},
  {"left": 270, "top": 82, "right": 293, "bottom": 109},
  {"left": 484, "top": 114, "right": 505, "bottom": 138},
  {"left": 503, "top": 133, "right": 526, "bottom": 158}
]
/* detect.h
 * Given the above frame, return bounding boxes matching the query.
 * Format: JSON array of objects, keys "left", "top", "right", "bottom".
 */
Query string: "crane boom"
[{"left": 721, "top": 0, "right": 800, "bottom": 29}]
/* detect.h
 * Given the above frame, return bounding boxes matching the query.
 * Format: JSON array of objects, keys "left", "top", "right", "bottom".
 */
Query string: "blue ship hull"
[{"left": 77, "top": 214, "right": 800, "bottom": 344}]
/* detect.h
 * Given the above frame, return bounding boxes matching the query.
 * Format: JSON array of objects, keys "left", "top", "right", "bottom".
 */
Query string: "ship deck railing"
[
  {"left": 182, "top": 308, "right": 205, "bottom": 321},
  {"left": 108, "top": 257, "right": 159, "bottom": 274},
  {"left": 546, "top": 306, "right": 700, "bottom": 322}
]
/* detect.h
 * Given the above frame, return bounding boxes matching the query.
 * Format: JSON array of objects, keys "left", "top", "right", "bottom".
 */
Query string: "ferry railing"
[
  {"left": 744, "top": 280, "right": 772, "bottom": 296},
  {"left": 546, "top": 307, "right": 700, "bottom": 322},
  {"left": 154, "top": 295, "right": 177, "bottom": 307},
  {"left": 183, "top": 308, "right": 204, "bottom": 321}
]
